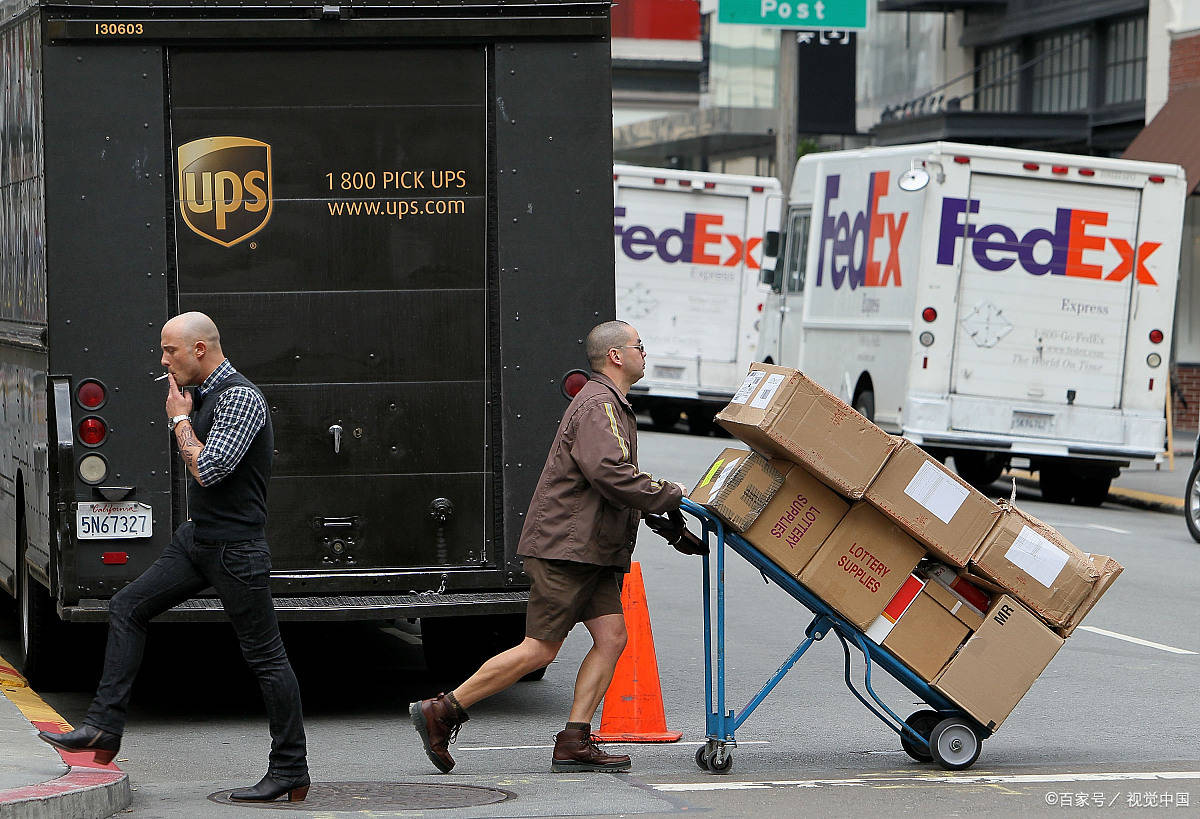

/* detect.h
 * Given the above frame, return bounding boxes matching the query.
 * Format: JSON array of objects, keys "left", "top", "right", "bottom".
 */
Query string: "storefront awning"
[{"left": 1123, "top": 84, "right": 1200, "bottom": 193}]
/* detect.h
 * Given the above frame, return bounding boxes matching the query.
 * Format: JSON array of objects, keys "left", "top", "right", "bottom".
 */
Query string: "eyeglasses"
[{"left": 612, "top": 344, "right": 645, "bottom": 355}]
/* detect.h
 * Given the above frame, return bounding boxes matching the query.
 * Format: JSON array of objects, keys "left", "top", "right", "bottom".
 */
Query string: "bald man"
[{"left": 38, "top": 312, "right": 310, "bottom": 803}]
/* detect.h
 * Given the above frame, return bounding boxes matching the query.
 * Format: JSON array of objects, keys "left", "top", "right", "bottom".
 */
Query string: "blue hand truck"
[{"left": 680, "top": 498, "right": 992, "bottom": 774}]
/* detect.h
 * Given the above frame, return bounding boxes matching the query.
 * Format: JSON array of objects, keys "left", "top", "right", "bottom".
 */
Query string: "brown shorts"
[{"left": 523, "top": 556, "right": 624, "bottom": 641}]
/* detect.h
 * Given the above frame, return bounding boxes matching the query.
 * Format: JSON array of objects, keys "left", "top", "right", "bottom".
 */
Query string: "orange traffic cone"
[{"left": 593, "top": 561, "right": 683, "bottom": 742}]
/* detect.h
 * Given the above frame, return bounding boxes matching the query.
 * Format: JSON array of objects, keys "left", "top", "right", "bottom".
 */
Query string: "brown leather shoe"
[
  {"left": 550, "top": 727, "right": 631, "bottom": 772},
  {"left": 410, "top": 694, "right": 468, "bottom": 773}
]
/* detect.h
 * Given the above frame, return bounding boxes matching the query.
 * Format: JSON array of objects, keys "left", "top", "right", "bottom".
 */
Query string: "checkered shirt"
[{"left": 194, "top": 360, "right": 267, "bottom": 486}]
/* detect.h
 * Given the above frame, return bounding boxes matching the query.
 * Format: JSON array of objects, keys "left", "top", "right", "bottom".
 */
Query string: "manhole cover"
[{"left": 208, "top": 782, "right": 512, "bottom": 811}]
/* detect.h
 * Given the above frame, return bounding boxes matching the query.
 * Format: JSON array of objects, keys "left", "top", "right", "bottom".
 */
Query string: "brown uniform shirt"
[{"left": 516, "top": 372, "right": 683, "bottom": 569}]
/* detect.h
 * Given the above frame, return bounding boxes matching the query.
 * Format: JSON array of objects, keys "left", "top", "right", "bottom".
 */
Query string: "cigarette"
[{"left": 154, "top": 373, "right": 170, "bottom": 382}]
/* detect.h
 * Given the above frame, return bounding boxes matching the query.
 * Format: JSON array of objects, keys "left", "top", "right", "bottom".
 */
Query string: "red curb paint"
[
  {"left": 0, "top": 767, "right": 126, "bottom": 803},
  {"left": 31, "top": 721, "right": 122, "bottom": 771}
]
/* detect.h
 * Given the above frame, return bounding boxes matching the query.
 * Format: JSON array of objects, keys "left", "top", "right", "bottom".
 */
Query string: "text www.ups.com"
[{"left": 326, "top": 199, "right": 467, "bottom": 219}]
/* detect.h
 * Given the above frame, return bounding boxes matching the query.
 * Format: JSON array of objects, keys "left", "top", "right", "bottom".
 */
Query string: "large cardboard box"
[
  {"left": 689, "top": 448, "right": 784, "bottom": 532},
  {"left": 864, "top": 439, "right": 1000, "bottom": 568},
  {"left": 716, "top": 364, "right": 898, "bottom": 499},
  {"left": 933, "top": 595, "right": 1064, "bottom": 730},
  {"left": 742, "top": 460, "right": 850, "bottom": 576},
  {"left": 797, "top": 503, "right": 925, "bottom": 630},
  {"left": 867, "top": 575, "right": 984, "bottom": 682},
  {"left": 969, "top": 502, "right": 1123, "bottom": 635}
]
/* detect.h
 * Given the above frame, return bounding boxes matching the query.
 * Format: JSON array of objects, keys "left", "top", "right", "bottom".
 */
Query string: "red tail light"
[
  {"left": 1149, "top": 329, "right": 1164, "bottom": 344},
  {"left": 953, "top": 156, "right": 970, "bottom": 164},
  {"left": 922, "top": 307, "right": 937, "bottom": 322},
  {"left": 79, "top": 417, "right": 107, "bottom": 446},
  {"left": 1023, "top": 162, "right": 1039, "bottom": 171},
  {"left": 1051, "top": 165, "right": 1068, "bottom": 174},
  {"left": 77, "top": 379, "right": 107, "bottom": 409},
  {"left": 653, "top": 177, "right": 666, "bottom": 185},
  {"left": 1149, "top": 175, "right": 1165, "bottom": 184},
  {"left": 752, "top": 185, "right": 765, "bottom": 192},
  {"left": 679, "top": 179, "right": 692, "bottom": 187},
  {"left": 1078, "top": 168, "right": 1095, "bottom": 177},
  {"left": 704, "top": 181, "right": 716, "bottom": 189},
  {"left": 562, "top": 369, "right": 589, "bottom": 399}
]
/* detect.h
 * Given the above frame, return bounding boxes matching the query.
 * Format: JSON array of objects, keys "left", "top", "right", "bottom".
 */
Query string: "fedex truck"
[
  {"left": 761, "top": 142, "right": 1187, "bottom": 505},
  {"left": 614, "top": 164, "right": 781, "bottom": 434}
]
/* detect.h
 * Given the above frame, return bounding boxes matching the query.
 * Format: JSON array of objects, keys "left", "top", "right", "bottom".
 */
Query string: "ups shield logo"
[{"left": 177, "top": 137, "right": 272, "bottom": 247}]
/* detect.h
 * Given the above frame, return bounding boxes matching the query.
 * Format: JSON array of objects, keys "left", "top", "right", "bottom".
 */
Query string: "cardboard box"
[
  {"left": 689, "top": 448, "right": 784, "bottom": 532},
  {"left": 933, "top": 595, "right": 1064, "bottom": 730},
  {"left": 969, "top": 502, "right": 1123, "bottom": 635},
  {"left": 866, "top": 576, "right": 979, "bottom": 682},
  {"left": 741, "top": 460, "right": 850, "bottom": 576},
  {"left": 864, "top": 439, "right": 1000, "bottom": 568},
  {"left": 797, "top": 503, "right": 925, "bottom": 630},
  {"left": 716, "top": 364, "right": 897, "bottom": 499}
]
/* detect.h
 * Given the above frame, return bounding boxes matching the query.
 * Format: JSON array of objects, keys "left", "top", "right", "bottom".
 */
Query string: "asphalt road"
[{"left": 3, "top": 428, "right": 1198, "bottom": 818}]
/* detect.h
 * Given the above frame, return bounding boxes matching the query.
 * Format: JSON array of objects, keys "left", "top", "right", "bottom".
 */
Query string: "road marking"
[
  {"left": 1077, "top": 626, "right": 1197, "bottom": 655},
  {"left": 459, "top": 740, "right": 770, "bottom": 752},
  {"left": 1046, "top": 522, "right": 1130, "bottom": 535},
  {"left": 650, "top": 771, "right": 1200, "bottom": 792}
]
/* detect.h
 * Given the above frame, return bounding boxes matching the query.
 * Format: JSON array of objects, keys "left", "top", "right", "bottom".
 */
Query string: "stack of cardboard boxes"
[{"left": 689, "top": 363, "right": 1123, "bottom": 732}]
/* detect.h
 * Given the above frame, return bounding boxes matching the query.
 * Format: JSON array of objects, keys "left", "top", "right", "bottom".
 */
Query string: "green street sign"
[{"left": 717, "top": 0, "right": 866, "bottom": 30}]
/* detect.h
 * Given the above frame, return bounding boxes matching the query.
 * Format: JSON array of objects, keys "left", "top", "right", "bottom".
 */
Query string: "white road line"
[
  {"left": 459, "top": 740, "right": 770, "bottom": 752},
  {"left": 1077, "top": 626, "right": 1198, "bottom": 655},
  {"left": 1043, "top": 522, "right": 1130, "bottom": 535},
  {"left": 650, "top": 771, "right": 1200, "bottom": 792}
]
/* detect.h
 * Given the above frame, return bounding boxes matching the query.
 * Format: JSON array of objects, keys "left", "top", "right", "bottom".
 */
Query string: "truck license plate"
[
  {"left": 76, "top": 502, "right": 153, "bottom": 539},
  {"left": 1011, "top": 411, "right": 1055, "bottom": 435}
]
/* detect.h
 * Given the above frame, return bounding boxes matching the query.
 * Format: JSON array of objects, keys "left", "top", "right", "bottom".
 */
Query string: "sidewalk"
[{"left": 0, "top": 657, "right": 129, "bottom": 819}]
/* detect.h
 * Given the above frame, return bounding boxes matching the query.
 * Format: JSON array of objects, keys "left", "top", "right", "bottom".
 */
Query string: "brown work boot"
[
  {"left": 550, "top": 727, "right": 631, "bottom": 772},
  {"left": 410, "top": 693, "right": 468, "bottom": 773}
]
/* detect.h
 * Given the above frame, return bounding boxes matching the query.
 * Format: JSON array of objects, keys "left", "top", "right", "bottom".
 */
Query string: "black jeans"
[{"left": 86, "top": 522, "right": 307, "bottom": 781}]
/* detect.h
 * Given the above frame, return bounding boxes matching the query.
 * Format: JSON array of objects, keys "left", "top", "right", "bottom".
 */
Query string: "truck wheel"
[
  {"left": 952, "top": 451, "right": 1006, "bottom": 491},
  {"left": 852, "top": 390, "right": 875, "bottom": 422},
  {"left": 1186, "top": 460, "right": 1200, "bottom": 543},
  {"left": 16, "top": 524, "right": 66, "bottom": 689},
  {"left": 686, "top": 409, "right": 715, "bottom": 436},
  {"left": 1073, "top": 475, "right": 1111, "bottom": 507},
  {"left": 1039, "top": 464, "right": 1075, "bottom": 504},
  {"left": 649, "top": 406, "right": 680, "bottom": 431}
]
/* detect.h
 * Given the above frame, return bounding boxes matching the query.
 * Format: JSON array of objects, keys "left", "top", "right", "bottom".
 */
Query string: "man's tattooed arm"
[{"left": 174, "top": 420, "right": 207, "bottom": 485}]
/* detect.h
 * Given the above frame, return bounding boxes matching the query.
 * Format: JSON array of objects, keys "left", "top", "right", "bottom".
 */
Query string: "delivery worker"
[{"left": 410, "top": 320, "right": 702, "bottom": 774}]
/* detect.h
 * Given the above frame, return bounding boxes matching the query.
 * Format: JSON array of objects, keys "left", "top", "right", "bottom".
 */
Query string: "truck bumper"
[{"left": 61, "top": 590, "right": 530, "bottom": 623}]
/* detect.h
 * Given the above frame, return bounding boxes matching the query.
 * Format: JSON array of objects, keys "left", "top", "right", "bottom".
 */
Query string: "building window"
[
  {"left": 976, "top": 43, "right": 1020, "bottom": 112},
  {"left": 1104, "top": 15, "right": 1146, "bottom": 105},
  {"left": 1031, "top": 28, "right": 1091, "bottom": 113}
]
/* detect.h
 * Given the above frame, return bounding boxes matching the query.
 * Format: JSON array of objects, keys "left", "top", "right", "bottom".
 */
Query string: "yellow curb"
[{"left": 0, "top": 653, "right": 73, "bottom": 732}]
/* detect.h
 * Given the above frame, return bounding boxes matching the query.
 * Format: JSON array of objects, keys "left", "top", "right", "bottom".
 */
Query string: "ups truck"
[{"left": 1, "top": 1, "right": 615, "bottom": 686}]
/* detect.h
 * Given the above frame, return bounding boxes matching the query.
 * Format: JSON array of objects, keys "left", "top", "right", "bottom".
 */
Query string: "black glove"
[{"left": 645, "top": 509, "right": 708, "bottom": 555}]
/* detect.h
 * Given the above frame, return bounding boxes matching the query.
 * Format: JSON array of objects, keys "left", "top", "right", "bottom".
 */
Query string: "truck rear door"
[
  {"left": 615, "top": 183, "right": 749, "bottom": 374},
  {"left": 949, "top": 174, "right": 1139, "bottom": 423},
  {"left": 169, "top": 46, "right": 491, "bottom": 573}
]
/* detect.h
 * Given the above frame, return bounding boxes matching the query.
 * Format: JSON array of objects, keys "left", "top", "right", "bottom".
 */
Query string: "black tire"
[
  {"left": 1073, "top": 475, "right": 1112, "bottom": 507},
  {"left": 686, "top": 409, "right": 715, "bottom": 436},
  {"left": 1186, "top": 459, "right": 1200, "bottom": 543},
  {"left": 707, "top": 748, "right": 733, "bottom": 774},
  {"left": 694, "top": 744, "right": 710, "bottom": 771},
  {"left": 1039, "top": 464, "right": 1075, "bottom": 504},
  {"left": 421, "top": 612, "right": 534, "bottom": 685},
  {"left": 952, "top": 451, "right": 1007, "bottom": 492},
  {"left": 649, "top": 406, "right": 679, "bottom": 431},
  {"left": 929, "top": 717, "right": 982, "bottom": 771},
  {"left": 900, "top": 709, "right": 941, "bottom": 763},
  {"left": 16, "top": 521, "right": 66, "bottom": 690},
  {"left": 853, "top": 390, "right": 875, "bottom": 423}
]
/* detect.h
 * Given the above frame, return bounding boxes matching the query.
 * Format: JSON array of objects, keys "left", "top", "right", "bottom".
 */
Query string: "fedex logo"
[
  {"left": 816, "top": 171, "right": 909, "bottom": 289},
  {"left": 936, "top": 197, "right": 1159, "bottom": 285},
  {"left": 613, "top": 207, "right": 761, "bottom": 268}
]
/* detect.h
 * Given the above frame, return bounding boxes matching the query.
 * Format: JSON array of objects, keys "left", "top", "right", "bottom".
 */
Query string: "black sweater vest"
[{"left": 188, "top": 371, "right": 273, "bottom": 542}]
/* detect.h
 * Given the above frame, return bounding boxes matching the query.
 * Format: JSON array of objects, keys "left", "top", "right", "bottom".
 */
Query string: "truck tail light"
[
  {"left": 653, "top": 177, "right": 666, "bottom": 185},
  {"left": 79, "top": 417, "right": 107, "bottom": 446},
  {"left": 101, "top": 552, "right": 128, "bottom": 565},
  {"left": 78, "top": 453, "right": 109, "bottom": 483},
  {"left": 679, "top": 179, "right": 692, "bottom": 188},
  {"left": 1023, "top": 162, "right": 1039, "bottom": 171},
  {"left": 1149, "top": 175, "right": 1165, "bottom": 184},
  {"left": 561, "top": 369, "right": 589, "bottom": 399},
  {"left": 953, "top": 156, "right": 970, "bottom": 164},
  {"left": 1051, "top": 165, "right": 1068, "bottom": 174},
  {"left": 77, "top": 379, "right": 107, "bottom": 409},
  {"left": 1149, "top": 329, "right": 1164, "bottom": 344},
  {"left": 922, "top": 307, "right": 937, "bottom": 322},
  {"left": 1078, "top": 168, "right": 1095, "bottom": 177},
  {"left": 704, "top": 181, "right": 716, "bottom": 189},
  {"left": 752, "top": 185, "right": 765, "bottom": 193}
]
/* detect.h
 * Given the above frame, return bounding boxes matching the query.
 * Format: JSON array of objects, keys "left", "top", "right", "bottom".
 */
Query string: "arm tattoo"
[{"left": 177, "top": 425, "right": 201, "bottom": 449}]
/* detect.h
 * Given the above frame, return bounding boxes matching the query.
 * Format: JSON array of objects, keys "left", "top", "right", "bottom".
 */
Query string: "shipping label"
[
  {"left": 903, "top": 461, "right": 969, "bottom": 525},
  {"left": 1006, "top": 525, "right": 1070, "bottom": 588},
  {"left": 749, "top": 373, "right": 786, "bottom": 409},
  {"left": 731, "top": 370, "right": 766, "bottom": 404}
]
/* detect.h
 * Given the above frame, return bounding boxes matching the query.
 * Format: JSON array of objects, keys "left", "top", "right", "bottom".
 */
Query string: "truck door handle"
[{"left": 329, "top": 424, "right": 343, "bottom": 454}]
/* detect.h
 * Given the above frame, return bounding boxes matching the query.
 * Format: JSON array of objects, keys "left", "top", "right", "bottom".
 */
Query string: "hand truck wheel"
[
  {"left": 929, "top": 717, "right": 982, "bottom": 770},
  {"left": 694, "top": 744, "right": 710, "bottom": 771},
  {"left": 900, "top": 709, "right": 941, "bottom": 763},
  {"left": 707, "top": 747, "right": 734, "bottom": 774}
]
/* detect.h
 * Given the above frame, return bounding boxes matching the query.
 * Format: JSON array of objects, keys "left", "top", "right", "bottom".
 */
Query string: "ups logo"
[{"left": 177, "top": 137, "right": 272, "bottom": 247}]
